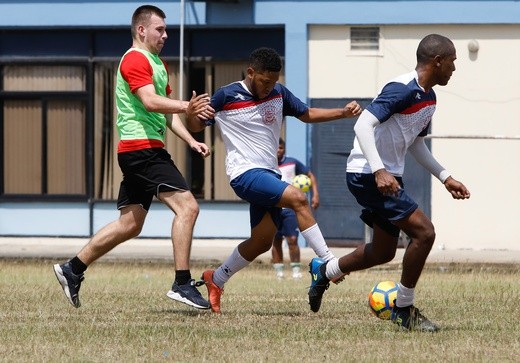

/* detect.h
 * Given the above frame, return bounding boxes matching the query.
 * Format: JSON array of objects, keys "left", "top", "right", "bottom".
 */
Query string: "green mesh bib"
[{"left": 116, "top": 48, "right": 168, "bottom": 142}]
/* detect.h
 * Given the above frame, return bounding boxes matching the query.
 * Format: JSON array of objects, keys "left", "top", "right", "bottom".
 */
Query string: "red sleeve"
[{"left": 120, "top": 51, "right": 154, "bottom": 94}]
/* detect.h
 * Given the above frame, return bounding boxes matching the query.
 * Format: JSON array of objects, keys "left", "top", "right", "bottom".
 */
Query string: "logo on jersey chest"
[{"left": 258, "top": 98, "right": 282, "bottom": 125}]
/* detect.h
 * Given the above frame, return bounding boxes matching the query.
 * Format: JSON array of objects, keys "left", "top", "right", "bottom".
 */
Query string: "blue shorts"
[
  {"left": 275, "top": 208, "right": 299, "bottom": 238},
  {"left": 346, "top": 172, "right": 418, "bottom": 237},
  {"left": 230, "top": 168, "right": 288, "bottom": 229}
]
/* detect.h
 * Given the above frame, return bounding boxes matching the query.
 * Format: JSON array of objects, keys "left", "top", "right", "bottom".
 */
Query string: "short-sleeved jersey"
[
  {"left": 207, "top": 81, "right": 308, "bottom": 181},
  {"left": 116, "top": 48, "right": 172, "bottom": 153},
  {"left": 347, "top": 70, "right": 435, "bottom": 176},
  {"left": 278, "top": 156, "right": 309, "bottom": 184}
]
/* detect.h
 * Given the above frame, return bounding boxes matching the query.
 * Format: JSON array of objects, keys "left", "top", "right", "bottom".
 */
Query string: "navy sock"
[
  {"left": 70, "top": 256, "right": 87, "bottom": 275},
  {"left": 175, "top": 270, "right": 191, "bottom": 285}
]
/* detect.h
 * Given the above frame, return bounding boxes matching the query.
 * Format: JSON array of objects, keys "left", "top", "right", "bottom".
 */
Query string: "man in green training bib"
[{"left": 53, "top": 5, "right": 214, "bottom": 310}]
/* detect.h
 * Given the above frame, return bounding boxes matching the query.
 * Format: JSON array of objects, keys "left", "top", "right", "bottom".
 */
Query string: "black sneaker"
[
  {"left": 391, "top": 303, "right": 440, "bottom": 332},
  {"left": 53, "top": 262, "right": 84, "bottom": 308},
  {"left": 308, "top": 257, "right": 330, "bottom": 313},
  {"left": 167, "top": 279, "right": 211, "bottom": 310}
]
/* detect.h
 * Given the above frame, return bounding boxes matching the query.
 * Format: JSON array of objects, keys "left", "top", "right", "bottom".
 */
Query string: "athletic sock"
[
  {"left": 174, "top": 270, "right": 191, "bottom": 285},
  {"left": 70, "top": 256, "right": 87, "bottom": 275},
  {"left": 300, "top": 224, "right": 335, "bottom": 261},
  {"left": 324, "top": 258, "right": 342, "bottom": 279},
  {"left": 273, "top": 263, "right": 284, "bottom": 273},
  {"left": 290, "top": 262, "right": 301, "bottom": 275},
  {"left": 213, "top": 247, "right": 250, "bottom": 288},
  {"left": 396, "top": 282, "right": 415, "bottom": 307}
]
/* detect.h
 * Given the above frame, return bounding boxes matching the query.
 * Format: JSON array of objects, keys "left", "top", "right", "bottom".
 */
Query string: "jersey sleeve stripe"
[{"left": 400, "top": 100, "right": 436, "bottom": 114}]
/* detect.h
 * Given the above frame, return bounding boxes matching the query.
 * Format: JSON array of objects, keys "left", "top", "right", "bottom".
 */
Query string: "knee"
[
  {"left": 181, "top": 199, "right": 200, "bottom": 221},
  {"left": 124, "top": 221, "right": 143, "bottom": 240},
  {"left": 418, "top": 225, "right": 436, "bottom": 248},
  {"left": 376, "top": 248, "right": 397, "bottom": 264},
  {"left": 289, "top": 189, "right": 309, "bottom": 211},
  {"left": 286, "top": 237, "right": 298, "bottom": 248}
]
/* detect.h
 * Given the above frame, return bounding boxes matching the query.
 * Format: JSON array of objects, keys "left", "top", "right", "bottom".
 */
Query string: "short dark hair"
[
  {"left": 249, "top": 47, "right": 282, "bottom": 73},
  {"left": 416, "top": 34, "right": 455, "bottom": 64},
  {"left": 279, "top": 137, "right": 285, "bottom": 146},
  {"left": 131, "top": 5, "right": 166, "bottom": 39}
]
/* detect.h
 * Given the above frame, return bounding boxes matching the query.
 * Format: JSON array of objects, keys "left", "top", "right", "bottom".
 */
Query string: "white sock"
[
  {"left": 325, "top": 258, "right": 342, "bottom": 279},
  {"left": 396, "top": 282, "right": 415, "bottom": 307},
  {"left": 213, "top": 247, "right": 250, "bottom": 288},
  {"left": 300, "top": 224, "right": 335, "bottom": 261},
  {"left": 290, "top": 262, "right": 301, "bottom": 275},
  {"left": 290, "top": 262, "right": 301, "bottom": 269},
  {"left": 273, "top": 263, "right": 284, "bottom": 272}
]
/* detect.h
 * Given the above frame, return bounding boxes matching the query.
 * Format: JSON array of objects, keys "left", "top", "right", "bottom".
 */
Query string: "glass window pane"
[
  {"left": 47, "top": 100, "right": 86, "bottom": 194},
  {"left": 3, "top": 65, "right": 85, "bottom": 91},
  {"left": 3, "top": 100, "right": 42, "bottom": 194}
]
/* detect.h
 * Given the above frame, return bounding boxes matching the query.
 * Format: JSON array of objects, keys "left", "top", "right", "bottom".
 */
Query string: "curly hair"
[{"left": 249, "top": 47, "right": 282, "bottom": 73}]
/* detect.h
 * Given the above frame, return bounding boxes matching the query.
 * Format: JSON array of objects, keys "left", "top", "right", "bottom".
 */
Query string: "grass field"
[{"left": 0, "top": 259, "right": 519, "bottom": 362}]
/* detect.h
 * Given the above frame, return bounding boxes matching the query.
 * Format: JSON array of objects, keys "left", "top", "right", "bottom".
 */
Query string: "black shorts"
[{"left": 117, "top": 148, "right": 189, "bottom": 211}]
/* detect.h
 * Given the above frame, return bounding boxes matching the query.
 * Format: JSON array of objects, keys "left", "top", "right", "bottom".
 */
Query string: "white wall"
[{"left": 309, "top": 24, "right": 520, "bottom": 250}]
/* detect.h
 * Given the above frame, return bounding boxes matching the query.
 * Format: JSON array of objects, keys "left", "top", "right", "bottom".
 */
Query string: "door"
[{"left": 310, "top": 98, "right": 431, "bottom": 246}]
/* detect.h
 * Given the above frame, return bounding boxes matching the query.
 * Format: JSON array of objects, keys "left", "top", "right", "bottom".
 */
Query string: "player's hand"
[
  {"left": 187, "top": 91, "right": 214, "bottom": 121},
  {"left": 190, "top": 141, "right": 211, "bottom": 158},
  {"left": 343, "top": 101, "right": 362, "bottom": 118},
  {"left": 374, "top": 169, "right": 401, "bottom": 197},
  {"left": 311, "top": 195, "right": 320, "bottom": 210},
  {"left": 443, "top": 176, "right": 470, "bottom": 200}
]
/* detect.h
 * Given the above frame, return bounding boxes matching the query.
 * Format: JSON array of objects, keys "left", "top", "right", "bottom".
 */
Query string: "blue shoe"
[
  {"left": 391, "top": 302, "right": 440, "bottom": 332},
  {"left": 308, "top": 257, "right": 330, "bottom": 313},
  {"left": 53, "top": 262, "right": 84, "bottom": 308},
  {"left": 167, "top": 279, "right": 211, "bottom": 310}
]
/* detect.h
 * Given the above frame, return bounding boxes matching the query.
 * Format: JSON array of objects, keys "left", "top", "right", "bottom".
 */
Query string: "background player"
[{"left": 272, "top": 137, "right": 319, "bottom": 279}]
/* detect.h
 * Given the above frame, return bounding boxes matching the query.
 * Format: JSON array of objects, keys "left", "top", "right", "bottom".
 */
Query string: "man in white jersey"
[
  {"left": 308, "top": 34, "right": 471, "bottom": 331},
  {"left": 187, "top": 47, "right": 361, "bottom": 313}
]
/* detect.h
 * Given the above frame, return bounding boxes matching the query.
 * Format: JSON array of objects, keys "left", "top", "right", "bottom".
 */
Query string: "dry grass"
[{"left": 0, "top": 259, "right": 519, "bottom": 362}]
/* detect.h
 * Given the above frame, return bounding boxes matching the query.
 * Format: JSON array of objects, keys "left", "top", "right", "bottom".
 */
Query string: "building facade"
[{"left": 0, "top": 1, "right": 519, "bottom": 250}]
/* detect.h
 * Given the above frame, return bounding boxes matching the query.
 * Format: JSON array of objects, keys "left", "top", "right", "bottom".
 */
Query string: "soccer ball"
[
  {"left": 292, "top": 174, "right": 311, "bottom": 193},
  {"left": 368, "top": 280, "right": 399, "bottom": 320}
]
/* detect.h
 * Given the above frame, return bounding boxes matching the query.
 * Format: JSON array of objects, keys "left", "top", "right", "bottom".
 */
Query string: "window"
[
  {"left": 1, "top": 65, "right": 88, "bottom": 198},
  {"left": 350, "top": 27, "right": 380, "bottom": 51}
]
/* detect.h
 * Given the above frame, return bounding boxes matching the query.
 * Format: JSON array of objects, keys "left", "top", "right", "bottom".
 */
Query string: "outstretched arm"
[
  {"left": 298, "top": 101, "right": 362, "bottom": 123},
  {"left": 135, "top": 84, "right": 189, "bottom": 114},
  {"left": 167, "top": 114, "right": 210, "bottom": 158},
  {"left": 408, "top": 137, "right": 470, "bottom": 200},
  {"left": 408, "top": 137, "right": 450, "bottom": 182}
]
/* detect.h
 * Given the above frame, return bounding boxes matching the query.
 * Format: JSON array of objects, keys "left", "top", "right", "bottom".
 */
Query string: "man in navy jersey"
[
  {"left": 187, "top": 47, "right": 361, "bottom": 313},
  {"left": 308, "top": 34, "right": 470, "bottom": 331},
  {"left": 271, "top": 138, "right": 319, "bottom": 280}
]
